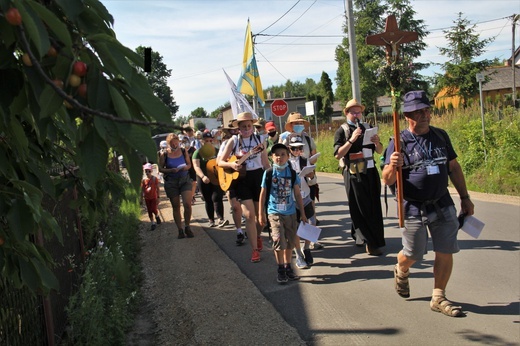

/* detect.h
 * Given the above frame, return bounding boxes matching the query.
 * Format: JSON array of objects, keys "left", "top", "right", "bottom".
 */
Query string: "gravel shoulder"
[{"left": 126, "top": 197, "right": 305, "bottom": 345}]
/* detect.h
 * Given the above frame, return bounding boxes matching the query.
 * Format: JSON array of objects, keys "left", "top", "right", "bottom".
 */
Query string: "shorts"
[
  {"left": 309, "top": 184, "right": 317, "bottom": 201},
  {"left": 235, "top": 168, "right": 263, "bottom": 202},
  {"left": 228, "top": 180, "right": 238, "bottom": 200},
  {"left": 401, "top": 205, "right": 460, "bottom": 261},
  {"left": 188, "top": 166, "right": 196, "bottom": 181},
  {"left": 145, "top": 198, "right": 158, "bottom": 218},
  {"left": 164, "top": 174, "right": 192, "bottom": 199},
  {"left": 296, "top": 202, "right": 315, "bottom": 221},
  {"left": 268, "top": 213, "right": 297, "bottom": 251}
]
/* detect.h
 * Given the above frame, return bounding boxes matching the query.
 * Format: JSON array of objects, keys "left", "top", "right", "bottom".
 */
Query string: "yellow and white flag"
[{"left": 237, "top": 20, "right": 265, "bottom": 107}]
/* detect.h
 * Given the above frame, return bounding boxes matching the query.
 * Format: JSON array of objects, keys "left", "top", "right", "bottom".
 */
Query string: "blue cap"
[{"left": 403, "top": 90, "right": 430, "bottom": 112}]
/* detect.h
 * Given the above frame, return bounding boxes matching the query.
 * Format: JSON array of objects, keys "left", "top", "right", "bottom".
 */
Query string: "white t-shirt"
[{"left": 228, "top": 134, "right": 264, "bottom": 171}]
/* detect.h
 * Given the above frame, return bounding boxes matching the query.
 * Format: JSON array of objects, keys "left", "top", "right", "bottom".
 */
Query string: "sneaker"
[
  {"left": 236, "top": 232, "right": 245, "bottom": 245},
  {"left": 394, "top": 264, "right": 410, "bottom": 298},
  {"left": 277, "top": 269, "right": 288, "bottom": 284},
  {"left": 303, "top": 249, "right": 313, "bottom": 265},
  {"left": 156, "top": 216, "right": 161, "bottom": 225},
  {"left": 185, "top": 226, "right": 194, "bottom": 238},
  {"left": 285, "top": 267, "right": 300, "bottom": 281},
  {"left": 310, "top": 242, "right": 324, "bottom": 250},
  {"left": 257, "top": 236, "right": 263, "bottom": 251},
  {"left": 295, "top": 256, "right": 309, "bottom": 269},
  {"left": 150, "top": 223, "right": 156, "bottom": 231},
  {"left": 208, "top": 220, "right": 216, "bottom": 227},
  {"left": 178, "top": 230, "right": 185, "bottom": 239},
  {"left": 218, "top": 219, "right": 229, "bottom": 228},
  {"left": 251, "top": 249, "right": 261, "bottom": 263}
]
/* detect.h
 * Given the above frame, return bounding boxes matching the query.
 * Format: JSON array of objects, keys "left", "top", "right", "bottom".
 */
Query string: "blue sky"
[{"left": 101, "top": 0, "right": 520, "bottom": 116}]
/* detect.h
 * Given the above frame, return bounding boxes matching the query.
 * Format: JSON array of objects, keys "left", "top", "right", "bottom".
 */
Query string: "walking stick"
[{"left": 366, "top": 15, "right": 418, "bottom": 228}]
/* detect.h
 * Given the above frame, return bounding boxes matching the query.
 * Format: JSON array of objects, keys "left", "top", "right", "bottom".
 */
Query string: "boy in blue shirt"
[{"left": 259, "top": 143, "right": 307, "bottom": 284}]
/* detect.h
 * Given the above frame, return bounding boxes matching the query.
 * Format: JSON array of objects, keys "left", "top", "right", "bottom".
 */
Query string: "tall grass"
[{"left": 314, "top": 106, "right": 520, "bottom": 196}]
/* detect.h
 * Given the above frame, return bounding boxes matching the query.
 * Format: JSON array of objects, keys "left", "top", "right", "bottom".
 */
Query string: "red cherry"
[
  {"left": 53, "top": 79, "right": 64, "bottom": 89},
  {"left": 78, "top": 83, "right": 87, "bottom": 98},
  {"left": 73, "top": 61, "right": 87, "bottom": 77},
  {"left": 5, "top": 8, "right": 22, "bottom": 26}
]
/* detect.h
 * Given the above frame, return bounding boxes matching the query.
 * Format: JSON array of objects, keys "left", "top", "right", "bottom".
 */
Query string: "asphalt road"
[{"left": 191, "top": 172, "right": 519, "bottom": 345}]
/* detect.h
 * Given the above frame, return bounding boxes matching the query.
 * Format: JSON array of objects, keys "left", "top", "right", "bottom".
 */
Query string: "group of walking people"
[{"left": 142, "top": 89, "right": 475, "bottom": 317}]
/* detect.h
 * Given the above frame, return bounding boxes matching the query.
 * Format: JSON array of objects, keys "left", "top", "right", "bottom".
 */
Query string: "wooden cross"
[
  {"left": 365, "top": 15, "right": 418, "bottom": 228},
  {"left": 365, "top": 15, "right": 418, "bottom": 63}
]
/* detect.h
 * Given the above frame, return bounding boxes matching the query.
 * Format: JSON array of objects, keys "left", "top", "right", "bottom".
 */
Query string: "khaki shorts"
[{"left": 268, "top": 213, "right": 297, "bottom": 251}]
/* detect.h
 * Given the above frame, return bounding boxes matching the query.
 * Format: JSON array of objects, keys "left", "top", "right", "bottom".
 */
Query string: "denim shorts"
[
  {"left": 164, "top": 174, "right": 192, "bottom": 199},
  {"left": 401, "top": 205, "right": 460, "bottom": 261}
]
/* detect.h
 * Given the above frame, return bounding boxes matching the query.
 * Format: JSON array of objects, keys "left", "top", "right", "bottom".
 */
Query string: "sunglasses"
[
  {"left": 145, "top": 170, "right": 152, "bottom": 173},
  {"left": 290, "top": 147, "right": 303, "bottom": 151}
]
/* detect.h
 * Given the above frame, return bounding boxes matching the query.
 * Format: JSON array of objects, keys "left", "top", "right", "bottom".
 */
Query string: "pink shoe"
[{"left": 257, "top": 236, "right": 263, "bottom": 251}]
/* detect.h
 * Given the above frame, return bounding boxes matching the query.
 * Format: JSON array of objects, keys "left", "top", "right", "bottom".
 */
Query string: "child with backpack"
[
  {"left": 259, "top": 143, "right": 307, "bottom": 284},
  {"left": 141, "top": 163, "right": 161, "bottom": 230}
]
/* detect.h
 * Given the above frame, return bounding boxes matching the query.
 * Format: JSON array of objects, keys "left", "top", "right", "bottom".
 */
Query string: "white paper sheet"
[
  {"left": 299, "top": 165, "right": 316, "bottom": 178},
  {"left": 177, "top": 163, "right": 186, "bottom": 169},
  {"left": 363, "top": 127, "right": 378, "bottom": 145},
  {"left": 460, "top": 215, "right": 485, "bottom": 239},
  {"left": 297, "top": 221, "right": 322, "bottom": 243},
  {"left": 308, "top": 152, "right": 321, "bottom": 163}
]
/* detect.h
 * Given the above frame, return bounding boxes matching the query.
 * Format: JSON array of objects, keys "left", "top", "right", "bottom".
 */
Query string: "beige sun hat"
[
  {"left": 232, "top": 112, "right": 258, "bottom": 127},
  {"left": 285, "top": 112, "right": 310, "bottom": 131},
  {"left": 344, "top": 99, "right": 365, "bottom": 114}
]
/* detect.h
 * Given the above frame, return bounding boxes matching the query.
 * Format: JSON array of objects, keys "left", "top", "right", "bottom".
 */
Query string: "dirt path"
[{"left": 126, "top": 197, "right": 304, "bottom": 345}]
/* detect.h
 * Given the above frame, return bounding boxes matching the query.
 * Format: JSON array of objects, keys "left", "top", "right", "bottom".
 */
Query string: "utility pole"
[
  {"left": 512, "top": 14, "right": 519, "bottom": 107},
  {"left": 345, "top": 0, "right": 361, "bottom": 101}
]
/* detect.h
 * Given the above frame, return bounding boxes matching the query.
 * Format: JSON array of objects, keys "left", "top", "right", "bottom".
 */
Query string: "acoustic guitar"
[
  {"left": 205, "top": 159, "right": 220, "bottom": 186},
  {"left": 217, "top": 144, "right": 263, "bottom": 191}
]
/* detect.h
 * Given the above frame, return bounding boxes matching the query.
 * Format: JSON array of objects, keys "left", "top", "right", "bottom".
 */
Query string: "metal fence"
[{"left": 0, "top": 185, "right": 84, "bottom": 346}]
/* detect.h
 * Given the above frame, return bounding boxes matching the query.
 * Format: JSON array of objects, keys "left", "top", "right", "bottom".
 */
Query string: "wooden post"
[{"left": 366, "top": 15, "right": 418, "bottom": 228}]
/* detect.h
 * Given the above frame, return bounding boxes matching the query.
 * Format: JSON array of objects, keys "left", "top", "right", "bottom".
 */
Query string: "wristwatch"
[{"left": 460, "top": 195, "right": 470, "bottom": 200}]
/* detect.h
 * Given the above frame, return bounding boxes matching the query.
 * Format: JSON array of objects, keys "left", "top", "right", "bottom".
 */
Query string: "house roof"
[{"left": 482, "top": 65, "right": 520, "bottom": 91}]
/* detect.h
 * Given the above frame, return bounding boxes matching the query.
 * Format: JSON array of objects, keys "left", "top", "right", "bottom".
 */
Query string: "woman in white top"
[{"left": 217, "top": 112, "right": 269, "bottom": 263}]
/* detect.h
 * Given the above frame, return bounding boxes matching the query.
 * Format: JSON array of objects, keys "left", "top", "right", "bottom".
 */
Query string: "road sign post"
[{"left": 271, "top": 99, "right": 288, "bottom": 131}]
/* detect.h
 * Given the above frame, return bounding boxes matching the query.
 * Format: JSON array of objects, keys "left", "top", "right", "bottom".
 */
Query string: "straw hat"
[
  {"left": 344, "top": 99, "right": 365, "bottom": 114},
  {"left": 232, "top": 112, "right": 258, "bottom": 127},
  {"left": 285, "top": 112, "right": 310, "bottom": 131},
  {"left": 254, "top": 118, "right": 266, "bottom": 128}
]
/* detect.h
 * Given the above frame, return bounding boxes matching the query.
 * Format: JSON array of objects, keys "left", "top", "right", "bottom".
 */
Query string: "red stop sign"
[{"left": 271, "top": 99, "right": 288, "bottom": 117}]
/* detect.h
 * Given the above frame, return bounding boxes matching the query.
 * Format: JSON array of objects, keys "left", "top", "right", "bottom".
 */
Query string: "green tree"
[
  {"left": 191, "top": 106, "right": 208, "bottom": 118},
  {"left": 335, "top": 0, "right": 429, "bottom": 112},
  {"left": 318, "top": 71, "right": 334, "bottom": 122},
  {"left": 194, "top": 120, "right": 206, "bottom": 131},
  {"left": 0, "top": 0, "right": 175, "bottom": 292},
  {"left": 434, "top": 12, "right": 495, "bottom": 107}
]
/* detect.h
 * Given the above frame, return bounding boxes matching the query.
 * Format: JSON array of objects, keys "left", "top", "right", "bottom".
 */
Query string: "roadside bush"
[
  {"left": 64, "top": 187, "right": 142, "bottom": 346},
  {"left": 314, "top": 107, "right": 520, "bottom": 196}
]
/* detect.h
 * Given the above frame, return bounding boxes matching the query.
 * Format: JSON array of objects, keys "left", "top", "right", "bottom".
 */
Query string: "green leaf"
[
  {"left": 87, "top": 71, "right": 111, "bottom": 112},
  {"left": 79, "top": 129, "right": 108, "bottom": 186},
  {"left": 108, "top": 84, "right": 131, "bottom": 120},
  {"left": 118, "top": 123, "right": 155, "bottom": 161},
  {"left": 12, "top": 180, "right": 43, "bottom": 222},
  {"left": 7, "top": 199, "right": 35, "bottom": 241},
  {"left": 39, "top": 84, "right": 63, "bottom": 118},
  {"left": 14, "top": 0, "right": 49, "bottom": 58},
  {"left": 32, "top": 258, "right": 59, "bottom": 291},
  {"left": 9, "top": 116, "right": 29, "bottom": 156},
  {"left": 54, "top": 0, "right": 84, "bottom": 22},
  {"left": 26, "top": 0, "right": 72, "bottom": 48},
  {"left": 19, "top": 257, "right": 41, "bottom": 292}
]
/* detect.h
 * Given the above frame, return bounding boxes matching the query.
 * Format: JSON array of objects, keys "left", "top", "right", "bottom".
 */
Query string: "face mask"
[
  {"left": 292, "top": 124, "right": 304, "bottom": 134},
  {"left": 239, "top": 128, "right": 254, "bottom": 137},
  {"left": 273, "top": 162, "right": 288, "bottom": 170},
  {"left": 268, "top": 131, "right": 276, "bottom": 137},
  {"left": 216, "top": 136, "right": 222, "bottom": 141}
]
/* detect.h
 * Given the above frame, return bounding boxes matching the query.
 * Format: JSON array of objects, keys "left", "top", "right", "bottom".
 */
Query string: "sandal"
[
  {"left": 430, "top": 296, "right": 465, "bottom": 317},
  {"left": 394, "top": 265, "right": 410, "bottom": 298}
]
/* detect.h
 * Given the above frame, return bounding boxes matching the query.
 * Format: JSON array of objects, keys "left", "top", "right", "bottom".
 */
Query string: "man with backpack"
[{"left": 382, "top": 90, "right": 474, "bottom": 317}]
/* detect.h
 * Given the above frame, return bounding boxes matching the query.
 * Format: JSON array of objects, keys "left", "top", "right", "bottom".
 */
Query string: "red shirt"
[{"left": 141, "top": 176, "right": 158, "bottom": 200}]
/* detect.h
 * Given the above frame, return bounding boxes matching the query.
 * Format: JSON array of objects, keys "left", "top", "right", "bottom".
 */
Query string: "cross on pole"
[{"left": 366, "top": 15, "right": 418, "bottom": 229}]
